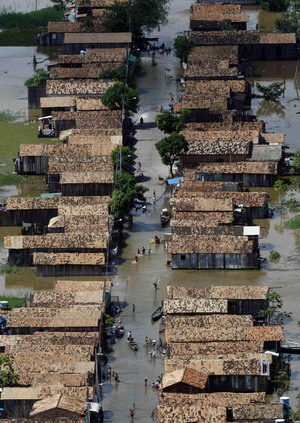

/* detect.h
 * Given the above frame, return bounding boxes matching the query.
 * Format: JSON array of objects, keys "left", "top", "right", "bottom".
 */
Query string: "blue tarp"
[
  {"left": 167, "top": 177, "right": 184, "bottom": 186},
  {"left": 40, "top": 193, "right": 62, "bottom": 198}
]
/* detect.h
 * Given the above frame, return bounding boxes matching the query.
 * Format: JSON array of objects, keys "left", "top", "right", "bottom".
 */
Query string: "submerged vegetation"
[
  {"left": 0, "top": 265, "right": 23, "bottom": 275},
  {"left": 0, "top": 7, "right": 64, "bottom": 46},
  {"left": 269, "top": 250, "right": 281, "bottom": 261},
  {"left": 0, "top": 7, "right": 64, "bottom": 29},
  {"left": 285, "top": 214, "right": 300, "bottom": 229},
  {"left": 0, "top": 173, "right": 34, "bottom": 185},
  {"left": 259, "top": 291, "right": 291, "bottom": 325}
]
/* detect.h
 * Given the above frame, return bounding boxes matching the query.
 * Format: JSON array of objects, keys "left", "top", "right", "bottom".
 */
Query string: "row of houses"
[
  {"left": 157, "top": 285, "right": 289, "bottom": 423},
  {"left": 1, "top": 1, "right": 136, "bottom": 277},
  {"left": 0, "top": 3, "right": 129, "bottom": 423},
  {"left": 0, "top": 280, "right": 110, "bottom": 419},
  {"left": 167, "top": 2, "right": 294, "bottom": 269}
]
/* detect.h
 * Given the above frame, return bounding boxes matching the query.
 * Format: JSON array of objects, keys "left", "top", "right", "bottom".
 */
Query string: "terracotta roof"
[
  {"left": 164, "top": 354, "right": 272, "bottom": 374},
  {"left": 164, "top": 298, "right": 228, "bottom": 314},
  {"left": 164, "top": 314, "right": 253, "bottom": 328},
  {"left": 184, "top": 121, "right": 265, "bottom": 132},
  {"left": 168, "top": 341, "right": 264, "bottom": 357},
  {"left": 184, "top": 139, "right": 250, "bottom": 155},
  {"left": 173, "top": 191, "right": 268, "bottom": 208},
  {"left": 165, "top": 325, "right": 282, "bottom": 343},
  {"left": 168, "top": 235, "right": 254, "bottom": 254},
  {"left": 4, "top": 233, "right": 108, "bottom": 249},
  {"left": 64, "top": 32, "right": 132, "bottom": 44},
  {"left": 33, "top": 252, "right": 106, "bottom": 266},
  {"left": 178, "top": 286, "right": 260, "bottom": 303},
  {"left": 60, "top": 171, "right": 114, "bottom": 184},
  {"left": 40, "top": 96, "right": 76, "bottom": 108},
  {"left": 55, "top": 280, "right": 110, "bottom": 292},
  {"left": 48, "top": 21, "right": 81, "bottom": 33},
  {"left": 184, "top": 161, "right": 278, "bottom": 176},
  {"left": 181, "top": 129, "right": 259, "bottom": 143},
  {"left": 31, "top": 290, "right": 104, "bottom": 308},
  {"left": 30, "top": 393, "right": 85, "bottom": 417},
  {"left": 162, "top": 367, "right": 208, "bottom": 389},
  {"left": 75, "top": 0, "right": 128, "bottom": 6},
  {"left": 190, "top": 3, "right": 248, "bottom": 23},
  {"left": 46, "top": 79, "right": 114, "bottom": 95},
  {"left": 190, "top": 30, "right": 296, "bottom": 45}
]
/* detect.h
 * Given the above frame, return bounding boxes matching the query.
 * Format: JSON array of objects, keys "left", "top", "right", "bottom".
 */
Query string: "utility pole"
[{"left": 36, "top": 0, "right": 38, "bottom": 11}]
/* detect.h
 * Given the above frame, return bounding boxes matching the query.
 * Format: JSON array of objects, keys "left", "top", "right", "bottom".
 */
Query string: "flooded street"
[{"left": 0, "top": 0, "right": 300, "bottom": 419}]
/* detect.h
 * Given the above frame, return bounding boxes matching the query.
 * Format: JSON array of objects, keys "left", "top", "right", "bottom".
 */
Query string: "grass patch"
[
  {"left": 0, "top": 121, "right": 58, "bottom": 172},
  {"left": 0, "top": 174, "right": 34, "bottom": 185},
  {"left": 0, "top": 265, "right": 23, "bottom": 275},
  {"left": 0, "top": 7, "right": 64, "bottom": 29},
  {"left": 285, "top": 214, "right": 300, "bottom": 229},
  {"left": 0, "top": 295, "right": 25, "bottom": 308}
]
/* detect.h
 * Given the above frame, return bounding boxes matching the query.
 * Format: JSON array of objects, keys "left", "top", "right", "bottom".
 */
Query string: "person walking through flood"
[{"left": 142, "top": 247, "right": 145, "bottom": 255}]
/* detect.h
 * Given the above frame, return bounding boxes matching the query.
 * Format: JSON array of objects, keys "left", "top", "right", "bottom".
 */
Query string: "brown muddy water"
[{"left": 0, "top": 1, "right": 300, "bottom": 420}]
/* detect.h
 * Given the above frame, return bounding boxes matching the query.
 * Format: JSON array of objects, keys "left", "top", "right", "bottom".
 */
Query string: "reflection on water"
[
  {"left": 256, "top": 100, "right": 286, "bottom": 118},
  {"left": 248, "top": 61, "right": 300, "bottom": 152},
  {"left": 244, "top": 5, "right": 282, "bottom": 31}
]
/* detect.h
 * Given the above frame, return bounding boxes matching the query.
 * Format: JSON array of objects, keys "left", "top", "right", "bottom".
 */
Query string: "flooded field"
[
  {"left": 0, "top": 0, "right": 52, "bottom": 13},
  {"left": 0, "top": 0, "right": 300, "bottom": 419}
]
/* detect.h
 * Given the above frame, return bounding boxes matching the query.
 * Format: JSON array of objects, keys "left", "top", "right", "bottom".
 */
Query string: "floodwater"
[
  {"left": 0, "top": 0, "right": 52, "bottom": 13},
  {"left": 0, "top": 0, "right": 300, "bottom": 419}
]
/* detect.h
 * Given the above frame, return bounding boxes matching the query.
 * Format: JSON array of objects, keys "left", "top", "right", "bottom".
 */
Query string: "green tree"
[
  {"left": 173, "top": 35, "right": 194, "bottom": 62},
  {"left": 258, "top": 0, "right": 289, "bottom": 11},
  {"left": 111, "top": 146, "right": 134, "bottom": 171},
  {"left": 102, "top": 82, "right": 139, "bottom": 113},
  {"left": 100, "top": 64, "right": 134, "bottom": 84},
  {"left": 276, "top": 0, "right": 300, "bottom": 36},
  {"left": 50, "top": 0, "right": 74, "bottom": 9},
  {"left": 24, "top": 69, "right": 49, "bottom": 87},
  {"left": 110, "top": 173, "right": 147, "bottom": 218},
  {"left": 103, "top": 0, "right": 170, "bottom": 37},
  {"left": 155, "top": 132, "right": 188, "bottom": 177},
  {"left": 293, "top": 150, "right": 300, "bottom": 169},
  {"left": 0, "top": 356, "right": 18, "bottom": 387},
  {"left": 274, "top": 179, "right": 289, "bottom": 195},
  {"left": 156, "top": 108, "right": 191, "bottom": 134},
  {"left": 256, "top": 82, "right": 285, "bottom": 101},
  {"left": 81, "top": 15, "right": 94, "bottom": 32},
  {"left": 259, "top": 291, "right": 292, "bottom": 325}
]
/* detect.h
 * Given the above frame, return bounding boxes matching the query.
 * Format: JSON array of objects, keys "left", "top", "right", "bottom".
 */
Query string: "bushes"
[
  {"left": 269, "top": 250, "right": 280, "bottom": 260},
  {"left": 24, "top": 69, "right": 49, "bottom": 87},
  {"left": 0, "top": 7, "right": 64, "bottom": 29}
]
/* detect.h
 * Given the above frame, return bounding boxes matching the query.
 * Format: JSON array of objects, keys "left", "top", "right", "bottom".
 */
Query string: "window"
[{"left": 180, "top": 255, "right": 186, "bottom": 261}]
